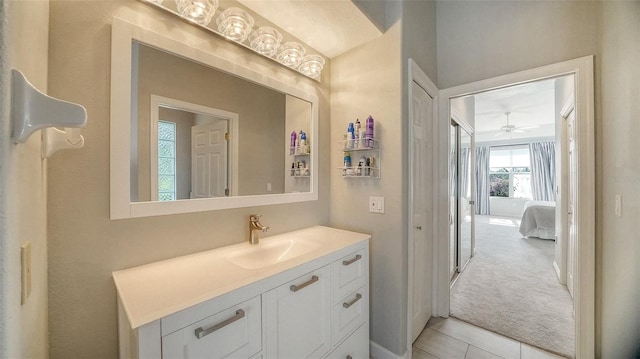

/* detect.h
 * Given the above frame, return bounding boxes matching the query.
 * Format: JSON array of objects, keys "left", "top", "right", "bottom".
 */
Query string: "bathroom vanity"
[{"left": 113, "top": 226, "right": 370, "bottom": 358}]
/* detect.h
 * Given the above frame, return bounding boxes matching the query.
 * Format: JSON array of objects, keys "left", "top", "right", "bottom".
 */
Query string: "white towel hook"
[{"left": 10, "top": 69, "right": 87, "bottom": 157}]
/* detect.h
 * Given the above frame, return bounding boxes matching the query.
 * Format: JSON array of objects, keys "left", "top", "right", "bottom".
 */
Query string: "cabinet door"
[
  {"left": 162, "top": 296, "right": 261, "bottom": 359},
  {"left": 325, "top": 323, "right": 369, "bottom": 359},
  {"left": 265, "top": 265, "right": 332, "bottom": 359}
]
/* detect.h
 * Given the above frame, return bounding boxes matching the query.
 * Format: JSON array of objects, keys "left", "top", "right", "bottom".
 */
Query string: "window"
[
  {"left": 158, "top": 121, "right": 176, "bottom": 201},
  {"left": 489, "top": 146, "right": 532, "bottom": 199}
]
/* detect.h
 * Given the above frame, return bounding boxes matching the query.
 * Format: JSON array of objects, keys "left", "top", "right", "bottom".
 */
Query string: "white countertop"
[{"left": 113, "top": 226, "right": 370, "bottom": 329}]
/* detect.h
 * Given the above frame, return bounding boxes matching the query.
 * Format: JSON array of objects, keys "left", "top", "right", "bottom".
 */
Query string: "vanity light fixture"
[
  {"left": 249, "top": 26, "right": 282, "bottom": 57},
  {"left": 216, "top": 7, "right": 254, "bottom": 42},
  {"left": 140, "top": 0, "right": 325, "bottom": 80},
  {"left": 276, "top": 42, "right": 306, "bottom": 69},
  {"left": 175, "top": 0, "right": 218, "bottom": 26},
  {"left": 298, "top": 55, "right": 325, "bottom": 79}
]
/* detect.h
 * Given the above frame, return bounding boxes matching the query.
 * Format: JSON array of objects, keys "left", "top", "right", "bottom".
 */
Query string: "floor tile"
[
  {"left": 428, "top": 317, "right": 520, "bottom": 359},
  {"left": 414, "top": 328, "right": 469, "bottom": 359},
  {"left": 465, "top": 345, "right": 503, "bottom": 359},
  {"left": 413, "top": 348, "right": 439, "bottom": 359},
  {"left": 521, "top": 343, "right": 567, "bottom": 359}
]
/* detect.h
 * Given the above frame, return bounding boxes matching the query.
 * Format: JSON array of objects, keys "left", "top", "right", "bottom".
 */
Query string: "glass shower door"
[{"left": 459, "top": 128, "right": 473, "bottom": 271}]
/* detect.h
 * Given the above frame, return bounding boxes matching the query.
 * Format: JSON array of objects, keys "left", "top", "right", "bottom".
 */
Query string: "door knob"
[{"left": 416, "top": 226, "right": 422, "bottom": 230}]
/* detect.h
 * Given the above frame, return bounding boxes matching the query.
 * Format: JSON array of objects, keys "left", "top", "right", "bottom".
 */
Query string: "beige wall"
[
  {"left": 0, "top": 0, "right": 50, "bottom": 358},
  {"left": 46, "top": 1, "right": 330, "bottom": 357},
  {"left": 437, "top": 1, "right": 640, "bottom": 357},
  {"left": 599, "top": 2, "right": 640, "bottom": 357},
  {"left": 330, "top": 1, "right": 438, "bottom": 355},
  {"left": 330, "top": 12, "right": 405, "bottom": 356}
]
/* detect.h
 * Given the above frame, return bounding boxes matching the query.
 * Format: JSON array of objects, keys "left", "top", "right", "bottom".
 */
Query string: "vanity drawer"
[
  {"left": 325, "top": 322, "right": 369, "bottom": 359},
  {"left": 332, "top": 248, "right": 367, "bottom": 301},
  {"left": 161, "top": 296, "right": 261, "bottom": 359},
  {"left": 332, "top": 286, "right": 368, "bottom": 345}
]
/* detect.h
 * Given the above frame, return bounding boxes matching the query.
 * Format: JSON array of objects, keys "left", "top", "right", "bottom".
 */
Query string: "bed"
[{"left": 519, "top": 200, "right": 556, "bottom": 240}]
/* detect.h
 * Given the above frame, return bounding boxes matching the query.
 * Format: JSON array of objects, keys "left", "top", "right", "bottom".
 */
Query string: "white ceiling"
[
  {"left": 460, "top": 77, "right": 565, "bottom": 143},
  {"left": 236, "top": 0, "right": 382, "bottom": 58}
]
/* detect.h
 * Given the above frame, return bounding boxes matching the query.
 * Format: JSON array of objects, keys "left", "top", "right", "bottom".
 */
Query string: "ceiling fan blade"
[
  {"left": 513, "top": 129, "right": 526, "bottom": 133},
  {"left": 492, "top": 132, "right": 504, "bottom": 138},
  {"left": 518, "top": 125, "right": 540, "bottom": 130}
]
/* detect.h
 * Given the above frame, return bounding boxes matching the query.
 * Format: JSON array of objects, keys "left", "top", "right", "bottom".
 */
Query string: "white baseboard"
[{"left": 370, "top": 341, "right": 409, "bottom": 359}]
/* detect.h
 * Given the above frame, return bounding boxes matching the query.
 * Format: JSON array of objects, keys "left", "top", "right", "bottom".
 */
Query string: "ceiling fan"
[{"left": 487, "top": 112, "right": 540, "bottom": 137}]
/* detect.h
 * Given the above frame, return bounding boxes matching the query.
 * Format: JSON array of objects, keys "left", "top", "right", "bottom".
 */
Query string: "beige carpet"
[{"left": 450, "top": 215, "right": 574, "bottom": 358}]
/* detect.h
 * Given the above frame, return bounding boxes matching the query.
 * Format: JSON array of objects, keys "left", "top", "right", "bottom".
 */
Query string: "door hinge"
[
  {"left": 225, "top": 132, "right": 230, "bottom": 141},
  {"left": 225, "top": 188, "right": 230, "bottom": 196},
  {"left": 469, "top": 200, "right": 475, "bottom": 205}
]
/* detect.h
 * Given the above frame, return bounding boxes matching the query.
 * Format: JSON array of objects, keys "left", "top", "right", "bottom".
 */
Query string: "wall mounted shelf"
[{"left": 338, "top": 139, "right": 380, "bottom": 179}]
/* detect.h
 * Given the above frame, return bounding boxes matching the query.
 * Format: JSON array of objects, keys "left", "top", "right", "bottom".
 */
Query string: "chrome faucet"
[{"left": 249, "top": 214, "right": 269, "bottom": 245}]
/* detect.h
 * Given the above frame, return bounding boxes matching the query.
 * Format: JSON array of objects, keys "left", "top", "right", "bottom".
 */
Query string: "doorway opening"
[
  {"left": 448, "top": 76, "right": 575, "bottom": 357},
  {"left": 435, "top": 57, "right": 595, "bottom": 359}
]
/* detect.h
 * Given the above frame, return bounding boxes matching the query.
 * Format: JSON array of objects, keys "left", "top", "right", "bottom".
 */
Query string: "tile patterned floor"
[{"left": 413, "top": 317, "right": 568, "bottom": 359}]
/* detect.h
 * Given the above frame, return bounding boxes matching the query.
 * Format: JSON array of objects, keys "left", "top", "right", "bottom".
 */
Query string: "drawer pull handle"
[
  {"left": 343, "top": 293, "right": 362, "bottom": 308},
  {"left": 347, "top": 356, "right": 353, "bottom": 359},
  {"left": 194, "top": 309, "right": 245, "bottom": 339},
  {"left": 290, "top": 275, "right": 319, "bottom": 292},
  {"left": 342, "top": 254, "right": 362, "bottom": 266}
]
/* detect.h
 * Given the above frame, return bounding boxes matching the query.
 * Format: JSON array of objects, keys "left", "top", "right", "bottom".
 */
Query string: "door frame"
[
  {"left": 435, "top": 56, "right": 595, "bottom": 358},
  {"left": 149, "top": 94, "right": 239, "bottom": 199},
  {"left": 407, "top": 58, "right": 439, "bottom": 353}
]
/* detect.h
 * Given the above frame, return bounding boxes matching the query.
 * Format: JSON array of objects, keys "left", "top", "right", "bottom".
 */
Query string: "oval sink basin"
[{"left": 227, "top": 238, "right": 320, "bottom": 269}]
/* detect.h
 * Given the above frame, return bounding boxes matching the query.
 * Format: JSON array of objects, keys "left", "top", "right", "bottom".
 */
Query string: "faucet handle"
[
  {"left": 262, "top": 226, "right": 270, "bottom": 232},
  {"left": 250, "top": 214, "right": 261, "bottom": 221}
]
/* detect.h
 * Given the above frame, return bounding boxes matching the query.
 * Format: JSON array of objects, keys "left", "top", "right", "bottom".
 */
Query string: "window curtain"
[
  {"left": 529, "top": 142, "right": 556, "bottom": 201},
  {"left": 475, "top": 145, "right": 490, "bottom": 215}
]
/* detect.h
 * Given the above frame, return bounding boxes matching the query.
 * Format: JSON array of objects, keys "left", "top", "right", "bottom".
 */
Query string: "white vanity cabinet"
[{"left": 113, "top": 226, "right": 369, "bottom": 359}]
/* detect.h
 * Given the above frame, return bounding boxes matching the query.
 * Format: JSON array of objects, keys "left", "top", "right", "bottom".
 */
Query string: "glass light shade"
[
  {"left": 298, "top": 55, "right": 325, "bottom": 79},
  {"left": 249, "top": 27, "right": 283, "bottom": 57},
  {"left": 216, "top": 7, "right": 254, "bottom": 42},
  {"left": 276, "top": 42, "right": 306, "bottom": 69},
  {"left": 175, "top": 0, "right": 218, "bottom": 26},
  {"left": 146, "top": 0, "right": 164, "bottom": 4}
]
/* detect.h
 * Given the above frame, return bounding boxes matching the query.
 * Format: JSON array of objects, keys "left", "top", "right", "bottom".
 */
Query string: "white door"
[
  {"left": 566, "top": 109, "right": 577, "bottom": 298},
  {"left": 191, "top": 120, "right": 228, "bottom": 198},
  {"left": 411, "top": 81, "right": 433, "bottom": 342}
]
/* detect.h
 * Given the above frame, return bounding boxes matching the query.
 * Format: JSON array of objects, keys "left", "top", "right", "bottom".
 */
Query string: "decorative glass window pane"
[
  {"left": 158, "top": 175, "right": 175, "bottom": 191},
  {"left": 158, "top": 140, "right": 175, "bottom": 157},
  {"left": 158, "top": 157, "right": 175, "bottom": 175},
  {"left": 158, "top": 121, "right": 176, "bottom": 201},
  {"left": 490, "top": 173, "right": 509, "bottom": 197},
  {"left": 158, "top": 121, "right": 176, "bottom": 140}
]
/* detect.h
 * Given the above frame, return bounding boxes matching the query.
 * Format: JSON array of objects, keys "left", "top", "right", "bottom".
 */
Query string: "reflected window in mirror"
[{"left": 157, "top": 120, "right": 177, "bottom": 201}]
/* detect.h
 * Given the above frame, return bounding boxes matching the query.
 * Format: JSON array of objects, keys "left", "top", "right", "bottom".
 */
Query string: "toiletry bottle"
[
  {"left": 366, "top": 115, "right": 374, "bottom": 147},
  {"left": 358, "top": 156, "right": 366, "bottom": 176},
  {"left": 347, "top": 123, "right": 354, "bottom": 149},
  {"left": 344, "top": 152, "right": 352, "bottom": 176},
  {"left": 359, "top": 128, "right": 366, "bottom": 148},
  {"left": 300, "top": 131, "right": 307, "bottom": 153},
  {"left": 366, "top": 157, "right": 371, "bottom": 176},
  {"left": 290, "top": 131, "right": 297, "bottom": 155},
  {"left": 298, "top": 130, "right": 303, "bottom": 153},
  {"left": 354, "top": 119, "right": 361, "bottom": 148},
  {"left": 291, "top": 162, "right": 295, "bottom": 176}
]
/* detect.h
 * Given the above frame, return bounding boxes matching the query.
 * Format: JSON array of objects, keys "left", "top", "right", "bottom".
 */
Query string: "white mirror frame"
[{"left": 110, "top": 17, "right": 318, "bottom": 219}]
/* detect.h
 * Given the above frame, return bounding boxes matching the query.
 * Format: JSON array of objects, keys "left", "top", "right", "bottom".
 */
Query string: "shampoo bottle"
[
  {"left": 354, "top": 119, "right": 361, "bottom": 148},
  {"left": 347, "top": 123, "right": 355, "bottom": 149},
  {"left": 366, "top": 115, "right": 374, "bottom": 147},
  {"left": 290, "top": 131, "right": 297, "bottom": 155}
]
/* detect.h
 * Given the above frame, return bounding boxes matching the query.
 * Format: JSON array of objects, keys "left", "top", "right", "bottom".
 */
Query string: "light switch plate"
[
  {"left": 21, "top": 242, "right": 32, "bottom": 304},
  {"left": 369, "top": 196, "right": 385, "bottom": 214}
]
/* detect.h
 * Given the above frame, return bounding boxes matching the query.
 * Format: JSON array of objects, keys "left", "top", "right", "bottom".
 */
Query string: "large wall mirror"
[{"left": 111, "top": 18, "right": 318, "bottom": 219}]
